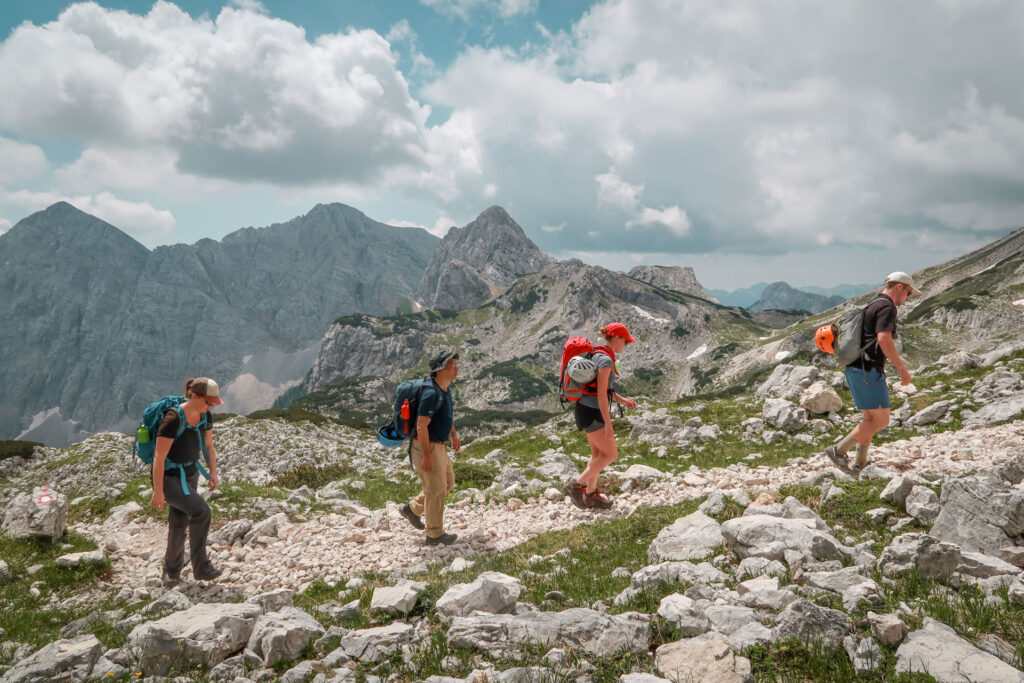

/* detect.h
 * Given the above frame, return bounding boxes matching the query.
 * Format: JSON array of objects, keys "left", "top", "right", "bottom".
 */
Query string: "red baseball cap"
[{"left": 604, "top": 322, "right": 636, "bottom": 343}]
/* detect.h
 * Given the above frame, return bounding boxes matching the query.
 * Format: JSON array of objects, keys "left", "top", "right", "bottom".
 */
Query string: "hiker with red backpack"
[
  {"left": 562, "top": 323, "right": 638, "bottom": 509},
  {"left": 148, "top": 377, "right": 223, "bottom": 586}
]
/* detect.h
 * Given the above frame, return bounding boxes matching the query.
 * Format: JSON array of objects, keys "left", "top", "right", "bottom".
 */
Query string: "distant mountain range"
[
  {"left": 0, "top": 202, "right": 437, "bottom": 445},
  {"left": 748, "top": 282, "right": 846, "bottom": 314},
  {"left": 708, "top": 282, "right": 872, "bottom": 309}
]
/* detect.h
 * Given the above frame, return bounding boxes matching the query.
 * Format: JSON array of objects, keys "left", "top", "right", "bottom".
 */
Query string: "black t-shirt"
[
  {"left": 851, "top": 294, "right": 897, "bottom": 372},
  {"left": 418, "top": 380, "right": 454, "bottom": 443},
  {"left": 156, "top": 408, "right": 212, "bottom": 470}
]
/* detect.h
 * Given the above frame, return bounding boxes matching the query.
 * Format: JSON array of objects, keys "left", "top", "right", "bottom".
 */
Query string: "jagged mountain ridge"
[
  {"left": 748, "top": 281, "right": 845, "bottom": 314},
  {"left": 626, "top": 265, "right": 719, "bottom": 303},
  {"left": 417, "top": 206, "right": 555, "bottom": 311},
  {"left": 305, "top": 258, "right": 767, "bottom": 417},
  {"left": 0, "top": 202, "right": 438, "bottom": 445}
]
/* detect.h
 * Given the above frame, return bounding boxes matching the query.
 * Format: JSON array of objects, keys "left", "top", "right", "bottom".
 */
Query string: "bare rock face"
[
  {"left": 626, "top": 265, "right": 716, "bottom": 302},
  {"left": 1, "top": 485, "right": 68, "bottom": 541},
  {"left": 418, "top": 206, "right": 554, "bottom": 310},
  {"left": 0, "top": 202, "right": 437, "bottom": 445}
]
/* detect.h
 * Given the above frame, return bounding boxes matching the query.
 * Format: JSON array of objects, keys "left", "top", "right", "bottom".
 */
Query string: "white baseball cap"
[{"left": 886, "top": 271, "right": 920, "bottom": 296}]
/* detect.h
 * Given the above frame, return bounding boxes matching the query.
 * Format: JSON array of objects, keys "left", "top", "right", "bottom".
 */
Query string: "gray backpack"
[{"left": 835, "top": 305, "right": 872, "bottom": 366}]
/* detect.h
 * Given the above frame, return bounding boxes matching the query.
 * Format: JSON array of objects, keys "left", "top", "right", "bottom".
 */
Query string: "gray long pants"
[{"left": 163, "top": 468, "right": 211, "bottom": 575}]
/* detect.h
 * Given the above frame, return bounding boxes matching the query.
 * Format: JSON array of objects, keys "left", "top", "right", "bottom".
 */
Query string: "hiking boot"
[
  {"left": 193, "top": 563, "right": 222, "bottom": 581},
  {"left": 400, "top": 503, "right": 425, "bottom": 530},
  {"left": 161, "top": 567, "right": 180, "bottom": 588},
  {"left": 824, "top": 445, "right": 850, "bottom": 472},
  {"left": 563, "top": 480, "right": 587, "bottom": 509},
  {"left": 425, "top": 532, "right": 458, "bottom": 546},
  {"left": 849, "top": 463, "right": 864, "bottom": 476},
  {"left": 584, "top": 490, "right": 613, "bottom": 510}
]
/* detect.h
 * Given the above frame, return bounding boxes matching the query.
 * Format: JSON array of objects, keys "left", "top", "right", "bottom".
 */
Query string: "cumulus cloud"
[
  {"left": 0, "top": 136, "right": 47, "bottom": 183},
  {"left": 596, "top": 169, "right": 642, "bottom": 211},
  {"left": 628, "top": 206, "right": 692, "bottom": 237},
  {"left": 541, "top": 222, "right": 565, "bottom": 232},
  {"left": 0, "top": 1, "right": 429, "bottom": 185},
  {"left": 0, "top": 188, "right": 174, "bottom": 238},
  {"left": 0, "top": 217, "right": 11, "bottom": 235}
]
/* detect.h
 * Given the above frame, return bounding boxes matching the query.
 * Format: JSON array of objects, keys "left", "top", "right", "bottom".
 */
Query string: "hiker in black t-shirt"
[
  {"left": 150, "top": 377, "right": 224, "bottom": 586},
  {"left": 824, "top": 272, "right": 919, "bottom": 474}
]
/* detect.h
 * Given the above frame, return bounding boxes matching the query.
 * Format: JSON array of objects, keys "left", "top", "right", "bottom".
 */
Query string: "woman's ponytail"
[{"left": 184, "top": 377, "right": 196, "bottom": 397}]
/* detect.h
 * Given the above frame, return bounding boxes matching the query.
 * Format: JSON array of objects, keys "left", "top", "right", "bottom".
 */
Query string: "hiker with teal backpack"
[{"left": 142, "top": 377, "right": 224, "bottom": 586}]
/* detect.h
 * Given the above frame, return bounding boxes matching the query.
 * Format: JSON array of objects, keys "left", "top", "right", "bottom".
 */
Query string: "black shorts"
[{"left": 574, "top": 402, "right": 605, "bottom": 433}]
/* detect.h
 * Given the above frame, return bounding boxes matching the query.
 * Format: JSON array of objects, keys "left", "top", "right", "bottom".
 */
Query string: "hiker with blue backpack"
[
  {"left": 562, "top": 322, "right": 637, "bottom": 509},
  {"left": 820, "top": 272, "right": 919, "bottom": 474},
  {"left": 396, "top": 349, "right": 462, "bottom": 546},
  {"left": 145, "top": 377, "right": 224, "bottom": 585}
]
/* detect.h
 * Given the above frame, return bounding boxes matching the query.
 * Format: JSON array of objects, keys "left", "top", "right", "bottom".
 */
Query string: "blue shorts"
[{"left": 845, "top": 366, "right": 890, "bottom": 410}]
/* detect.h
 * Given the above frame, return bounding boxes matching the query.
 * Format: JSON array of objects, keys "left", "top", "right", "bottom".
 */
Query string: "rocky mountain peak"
[
  {"left": 2, "top": 201, "right": 147, "bottom": 256},
  {"left": 627, "top": 265, "right": 717, "bottom": 302},
  {"left": 749, "top": 281, "right": 845, "bottom": 314},
  {"left": 417, "top": 205, "right": 555, "bottom": 310}
]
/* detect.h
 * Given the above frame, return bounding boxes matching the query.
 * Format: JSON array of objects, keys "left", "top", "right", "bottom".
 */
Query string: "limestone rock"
[
  {"left": 209, "top": 519, "right": 254, "bottom": 546},
  {"left": 756, "top": 365, "right": 820, "bottom": 401},
  {"left": 54, "top": 549, "right": 106, "bottom": 568},
  {"left": 435, "top": 572, "right": 522, "bottom": 618},
  {"left": 447, "top": 608, "right": 650, "bottom": 658},
  {"left": 906, "top": 400, "right": 954, "bottom": 427},
  {"left": 762, "top": 398, "right": 808, "bottom": 433},
  {"left": 868, "top": 611, "right": 908, "bottom": 647},
  {"left": 721, "top": 515, "right": 847, "bottom": 562},
  {"left": 370, "top": 579, "right": 425, "bottom": 616},
  {"left": 125, "top": 602, "right": 262, "bottom": 676},
  {"left": 773, "top": 600, "right": 850, "bottom": 649},
  {"left": 896, "top": 617, "right": 1024, "bottom": 682},
  {"left": 647, "top": 511, "right": 726, "bottom": 562},
  {"left": 799, "top": 381, "right": 843, "bottom": 415},
  {"left": 929, "top": 470, "right": 1024, "bottom": 555},
  {"left": 844, "top": 635, "right": 883, "bottom": 674},
  {"left": 804, "top": 567, "right": 883, "bottom": 611},
  {"left": 877, "top": 533, "right": 961, "bottom": 581},
  {"left": 0, "top": 634, "right": 102, "bottom": 683},
  {"left": 247, "top": 606, "right": 326, "bottom": 667},
  {"left": 655, "top": 632, "right": 753, "bottom": 683},
  {"left": 655, "top": 594, "right": 710, "bottom": 636},
  {"left": 905, "top": 486, "right": 940, "bottom": 525},
  {"left": 1, "top": 486, "right": 68, "bottom": 541},
  {"left": 879, "top": 473, "right": 926, "bottom": 507},
  {"left": 339, "top": 622, "right": 417, "bottom": 663}
]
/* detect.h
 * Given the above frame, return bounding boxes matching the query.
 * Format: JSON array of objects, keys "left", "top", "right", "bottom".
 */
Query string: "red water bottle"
[{"left": 399, "top": 399, "right": 411, "bottom": 435}]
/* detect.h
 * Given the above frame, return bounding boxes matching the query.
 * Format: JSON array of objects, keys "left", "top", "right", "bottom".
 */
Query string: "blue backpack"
[
  {"left": 376, "top": 377, "right": 444, "bottom": 449},
  {"left": 133, "top": 395, "right": 211, "bottom": 495}
]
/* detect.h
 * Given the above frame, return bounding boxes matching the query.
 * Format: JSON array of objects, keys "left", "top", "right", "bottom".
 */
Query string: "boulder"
[
  {"left": 1, "top": 486, "right": 68, "bottom": 541},
  {"left": 242, "top": 512, "right": 289, "bottom": 545},
  {"left": 773, "top": 600, "right": 850, "bottom": 649},
  {"left": 929, "top": 470, "right": 1024, "bottom": 555},
  {"left": 436, "top": 572, "right": 522, "bottom": 618},
  {"left": 125, "top": 602, "right": 261, "bottom": 675},
  {"left": 647, "top": 511, "right": 726, "bottom": 562},
  {"left": 804, "top": 567, "right": 883, "bottom": 611},
  {"left": 209, "top": 519, "right": 254, "bottom": 546},
  {"left": 938, "top": 350, "right": 981, "bottom": 372},
  {"left": 447, "top": 608, "right": 650, "bottom": 659},
  {"left": 704, "top": 605, "right": 760, "bottom": 635},
  {"left": 630, "top": 561, "right": 728, "bottom": 590},
  {"left": 971, "top": 368, "right": 1024, "bottom": 400},
  {"left": 339, "top": 622, "right": 417, "bottom": 663},
  {"left": 370, "top": 579, "right": 425, "bottom": 616},
  {"left": 736, "top": 557, "right": 787, "bottom": 579},
  {"left": 867, "top": 611, "right": 908, "bottom": 647},
  {"left": 0, "top": 634, "right": 102, "bottom": 683},
  {"left": 896, "top": 618, "right": 1024, "bottom": 682},
  {"left": 962, "top": 395, "right": 1024, "bottom": 427},
  {"left": 699, "top": 490, "right": 751, "bottom": 517},
  {"left": 762, "top": 398, "right": 808, "bottom": 433},
  {"left": 656, "top": 594, "right": 710, "bottom": 636},
  {"left": 799, "top": 381, "right": 843, "bottom": 415},
  {"left": 248, "top": 588, "right": 295, "bottom": 613},
  {"left": 905, "top": 486, "right": 940, "bottom": 525},
  {"left": 844, "top": 635, "right": 883, "bottom": 674},
  {"left": 54, "top": 549, "right": 106, "bottom": 568},
  {"left": 721, "top": 515, "right": 847, "bottom": 562},
  {"left": 879, "top": 473, "right": 926, "bottom": 507},
  {"left": 877, "top": 533, "right": 961, "bottom": 581},
  {"left": 655, "top": 632, "right": 753, "bottom": 683},
  {"left": 756, "top": 364, "right": 820, "bottom": 401},
  {"left": 103, "top": 501, "right": 143, "bottom": 528},
  {"left": 906, "top": 400, "right": 954, "bottom": 427},
  {"left": 247, "top": 606, "right": 326, "bottom": 667}
]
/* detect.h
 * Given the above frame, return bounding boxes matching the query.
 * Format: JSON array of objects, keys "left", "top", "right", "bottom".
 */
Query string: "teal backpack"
[
  {"left": 133, "top": 395, "right": 211, "bottom": 495},
  {"left": 376, "top": 377, "right": 444, "bottom": 449}
]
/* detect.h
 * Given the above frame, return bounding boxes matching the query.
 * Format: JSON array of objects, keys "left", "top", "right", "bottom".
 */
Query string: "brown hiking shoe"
[
  {"left": 564, "top": 480, "right": 587, "bottom": 509},
  {"left": 824, "top": 445, "right": 851, "bottom": 473},
  {"left": 400, "top": 503, "right": 425, "bottom": 530},
  {"left": 584, "top": 490, "right": 613, "bottom": 509},
  {"left": 425, "top": 532, "right": 458, "bottom": 546}
]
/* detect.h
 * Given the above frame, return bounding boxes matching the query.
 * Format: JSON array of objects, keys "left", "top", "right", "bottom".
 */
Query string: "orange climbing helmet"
[{"left": 815, "top": 324, "right": 837, "bottom": 354}]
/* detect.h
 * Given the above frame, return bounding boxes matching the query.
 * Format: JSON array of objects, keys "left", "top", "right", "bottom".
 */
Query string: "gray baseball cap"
[{"left": 429, "top": 349, "right": 459, "bottom": 372}]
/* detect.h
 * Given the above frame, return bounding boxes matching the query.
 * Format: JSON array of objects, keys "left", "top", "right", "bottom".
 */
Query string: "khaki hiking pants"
[{"left": 409, "top": 440, "right": 455, "bottom": 539}]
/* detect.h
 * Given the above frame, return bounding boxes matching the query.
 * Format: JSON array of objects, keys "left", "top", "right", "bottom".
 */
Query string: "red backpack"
[{"left": 558, "top": 336, "right": 617, "bottom": 405}]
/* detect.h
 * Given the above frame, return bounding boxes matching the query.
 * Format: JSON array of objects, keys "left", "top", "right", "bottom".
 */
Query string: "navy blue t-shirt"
[{"left": 418, "top": 380, "right": 454, "bottom": 443}]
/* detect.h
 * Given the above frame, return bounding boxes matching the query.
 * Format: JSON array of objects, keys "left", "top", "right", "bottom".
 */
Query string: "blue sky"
[{"left": 1, "top": 0, "right": 1023, "bottom": 289}]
